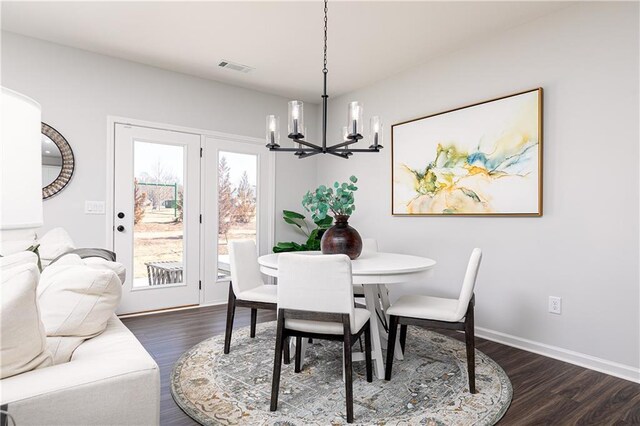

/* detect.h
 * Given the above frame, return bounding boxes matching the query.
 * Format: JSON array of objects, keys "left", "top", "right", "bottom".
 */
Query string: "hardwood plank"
[{"left": 121, "top": 305, "right": 640, "bottom": 426}]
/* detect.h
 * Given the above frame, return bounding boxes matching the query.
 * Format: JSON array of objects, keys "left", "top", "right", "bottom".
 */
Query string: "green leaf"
[
  {"left": 283, "top": 217, "right": 302, "bottom": 228},
  {"left": 283, "top": 210, "right": 305, "bottom": 219},
  {"left": 334, "top": 182, "right": 339, "bottom": 188},
  {"left": 350, "top": 175, "right": 358, "bottom": 183},
  {"left": 314, "top": 216, "right": 333, "bottom": 228}
]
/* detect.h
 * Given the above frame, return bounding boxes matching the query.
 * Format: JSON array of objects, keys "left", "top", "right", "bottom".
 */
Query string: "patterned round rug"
[{"left": 171, "top": 322, "right": 512, "bottom": 425}]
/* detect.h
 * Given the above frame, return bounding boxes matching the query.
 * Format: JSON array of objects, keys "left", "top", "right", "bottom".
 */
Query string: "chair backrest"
[
  {"left": 454, "top": 248, "right": 482, "bottom": 320},
  {"left": 361, "top": 238, "right": 378, "bottom": 253},
  {"left": 229, "top": 240, "right": 263, "bottom": 295},
  {"left": 277, "top": 253, "right": 357, "bottom": 330}
]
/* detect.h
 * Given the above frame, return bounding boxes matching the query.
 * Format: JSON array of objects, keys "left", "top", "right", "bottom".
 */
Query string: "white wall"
[
  {"left": 1, "top": 31, "right": 318, "bottom": 248},
  {"left": 317, "top": 2, "right": 639, "bottom": 375}
]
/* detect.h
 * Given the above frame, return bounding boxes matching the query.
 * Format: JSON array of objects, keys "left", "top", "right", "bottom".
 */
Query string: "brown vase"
[{"left": 320, "top": 215, "right": 363, "bottom": 260}]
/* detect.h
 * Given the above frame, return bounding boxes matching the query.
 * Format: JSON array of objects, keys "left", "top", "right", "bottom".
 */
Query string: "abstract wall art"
[{"left": 392, "top": 88, "right": 542, "bottom": 216}]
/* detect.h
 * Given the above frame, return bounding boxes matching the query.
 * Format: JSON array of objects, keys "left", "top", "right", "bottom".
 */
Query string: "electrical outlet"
[{"left": 548, "top": 296, "right": 562, "bottom": 314}]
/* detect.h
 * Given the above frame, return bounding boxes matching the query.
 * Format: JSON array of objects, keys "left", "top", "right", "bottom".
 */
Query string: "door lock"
[
  {"left": 117, "top": 212, "right": 125, "bottom": 219},
  {"left": 117, "top": 225, "right": 125, "bottom": 232}
]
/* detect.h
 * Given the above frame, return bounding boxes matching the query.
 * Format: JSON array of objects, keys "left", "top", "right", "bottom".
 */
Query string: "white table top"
[{"left": 258, "top": 251, "right": 436, "bottom": 284}]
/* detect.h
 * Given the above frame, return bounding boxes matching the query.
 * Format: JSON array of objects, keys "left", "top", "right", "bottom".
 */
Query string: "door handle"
[{"left": 117, "top": 225, "right": 125, "bottom": 232}]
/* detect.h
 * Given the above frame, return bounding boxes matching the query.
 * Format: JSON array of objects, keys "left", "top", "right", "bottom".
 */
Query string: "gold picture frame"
[{"left": 391, "top": 88, "right": 543, "bottom": 216}]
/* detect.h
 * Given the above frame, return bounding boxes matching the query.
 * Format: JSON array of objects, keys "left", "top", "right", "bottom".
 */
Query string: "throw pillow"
[
  {"left": 38, "top": 263, "right": 122, "bottom": 338},
  {"left": 84, "top": 257, "right": 126, "bottom": 285},
  {"left": 0, "top": 251, "right": 38, "bottom": 270},
  {"left": 37, "top": 227, "right": 75, "bottom": 264},
  {"left": 53, "top": 253, "right": 126, "bottom": 285},
  {"left": 46, "top": 336, "right": 86, "bottom": 365},
  {"left": 1, "top": 263, "right": 53, "bottom": 379}
]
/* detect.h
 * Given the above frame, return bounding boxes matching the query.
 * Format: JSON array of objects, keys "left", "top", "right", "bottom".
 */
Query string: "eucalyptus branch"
[{"left": 302, "top": 175, "right": 358, "bottom": 220}]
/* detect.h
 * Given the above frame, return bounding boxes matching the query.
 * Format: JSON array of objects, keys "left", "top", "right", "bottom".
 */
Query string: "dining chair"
[
  {"left": 224, "top": 240, "right": 281, "bottom": 355},
  {"left": 270, "top": 253, "right": 373, "bottom": 424},
  {"left": 384, "top": 248, "right": 482, "bottom": 394}
]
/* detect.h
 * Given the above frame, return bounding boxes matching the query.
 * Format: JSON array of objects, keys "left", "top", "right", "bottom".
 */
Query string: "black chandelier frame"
[{"left": 265, "top": 0, "right": 383, "bottom": 159}]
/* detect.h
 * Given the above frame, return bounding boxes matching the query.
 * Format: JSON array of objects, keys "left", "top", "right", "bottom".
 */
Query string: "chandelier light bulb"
[
  {"left": 347, "top": 101, "right": 363, "bottom": 137},
  {"left": 266, "top": 115, "right": 280, "bottom": 147}
]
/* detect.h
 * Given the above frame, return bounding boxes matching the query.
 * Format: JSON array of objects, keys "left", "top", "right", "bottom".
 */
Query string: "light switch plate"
[{"left": 85, "top": 201, "right": 106, "bottom": 215}]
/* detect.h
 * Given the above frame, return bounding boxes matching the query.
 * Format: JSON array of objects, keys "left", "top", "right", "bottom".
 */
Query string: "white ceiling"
[{"left": 1, "top": 1, "right": 570, "bottom": 103}]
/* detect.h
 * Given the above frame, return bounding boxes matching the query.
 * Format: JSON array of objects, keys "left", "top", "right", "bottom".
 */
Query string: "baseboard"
[
  {"left": 118, "top": 300, "right": 226, "bottom": 318},
  {"left": 475, "top": 326, "right": 640, "bottom": 384}
]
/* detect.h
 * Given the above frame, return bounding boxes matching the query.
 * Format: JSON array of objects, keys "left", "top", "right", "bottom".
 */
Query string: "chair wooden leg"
[
  {"left": 270, "top": 313, "right": 286, "bottom": 411},
  {"left": 364, "top": 322, "right": 373, "bottom": 383},
  {"left": 294, "top": 336, "right": 303, "bottom": 373},
  {"left": 250, "top": 308, "right": 257, "bottom": 338},
  {"left": 465, "top": 304, "right": 476, "bottom": 394},
  {"left": 343, "top": 329, "right": 354, "bottom": 423},
  {"left": 385, "top": 315, "right": 399, "bottom": 381},
  {"left": 399, "top": 324, "right": 408, "bottom": 353},
  {"left": 283, "top": 337, "right": 291, "bottom": 364},
  {"left": 223, "top": 283, "right": 236, "bottom": 354}
]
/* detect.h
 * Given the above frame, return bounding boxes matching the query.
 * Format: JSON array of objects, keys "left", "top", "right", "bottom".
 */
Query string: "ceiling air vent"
[{"left": 218, "top": 60, "right": 254, "bottom": 74}]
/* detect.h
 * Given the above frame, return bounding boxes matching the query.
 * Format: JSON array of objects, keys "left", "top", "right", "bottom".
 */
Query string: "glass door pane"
[
  {"left": 133, "top": 141, "right": 185, "bottom": 288},
  {"left": 217, "top": 151, "right": 258, "bottom": 279}
]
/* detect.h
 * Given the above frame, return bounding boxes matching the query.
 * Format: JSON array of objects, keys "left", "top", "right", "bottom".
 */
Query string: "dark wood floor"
[{"left": 122, "top": 305, "right": 640, "bottom": 426}]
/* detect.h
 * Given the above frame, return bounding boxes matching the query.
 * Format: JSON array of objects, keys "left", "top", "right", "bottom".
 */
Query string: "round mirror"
[
  {"left": 42, "top": 134, "right": 62, "bottom": 187},
  {"left": 41, "top": 123, "right": 74, "bottom": 199}
]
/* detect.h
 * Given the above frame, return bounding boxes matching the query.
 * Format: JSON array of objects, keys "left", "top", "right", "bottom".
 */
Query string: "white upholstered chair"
[
  {"left": 385, "top": 248, "right": 482, "bottom": 393},
  {"left": 224, "top": 240, "right": 278, "bottom": 354},
  {"left": 270, "top": 253, "right": 372, "bottom": 424}
]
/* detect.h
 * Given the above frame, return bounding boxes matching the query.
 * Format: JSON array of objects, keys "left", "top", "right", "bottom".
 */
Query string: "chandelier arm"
[
  {"left": 291, "top": 139, "right": 323, "bottom": 150},
  {"left": 327, "top": 151, "right": 350, "bottom": 159},
  {"left": 298, "top": 151, "right": 323, "bottom": 159},
  {"left": 331, "top": 148, "right": 381, "bottom": 153},
  {"left": 269, "top": 147, "right": 320, "bottom": 152},
  {"left": 326, "top": 140, "right": 359, "bottom": 151}
]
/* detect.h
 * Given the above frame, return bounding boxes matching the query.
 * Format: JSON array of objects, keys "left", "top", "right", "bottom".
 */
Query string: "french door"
[
  {"left": 201, "top": 136, "right": 274, "bottom": 304},
  {"left": 112, "top": 122, "right": 274, "bottom": 314},
  {"left": 113, "top": 124, "right": 201, "bottom": 314}
]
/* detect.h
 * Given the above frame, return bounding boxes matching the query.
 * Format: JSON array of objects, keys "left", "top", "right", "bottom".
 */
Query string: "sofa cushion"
[
  {"left": 38, "top": 263, "right": 122, "bottom": 338},
  {"left": 1, "top": 263, "right": 53, "bottom": 379},
  {"left": 38, "top": 227, "right": 75, "bottom": 263},
  {"left": 0, "top": 316, "right": 160, "bottom": 426}
]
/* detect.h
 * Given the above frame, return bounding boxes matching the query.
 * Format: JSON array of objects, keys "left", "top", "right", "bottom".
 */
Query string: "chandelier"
[{"left": 265, "top": 0, "right": 383, "bottom": 159}]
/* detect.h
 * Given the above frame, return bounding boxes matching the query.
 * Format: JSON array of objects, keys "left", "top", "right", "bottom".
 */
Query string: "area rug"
[{"left": 171, "top": 322, "right": 512, "bottom": 425}]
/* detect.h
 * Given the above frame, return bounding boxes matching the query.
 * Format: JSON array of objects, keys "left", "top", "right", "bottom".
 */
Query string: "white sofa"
[{"left": 0, "top": 315, "right": 160, "bottom": 425}]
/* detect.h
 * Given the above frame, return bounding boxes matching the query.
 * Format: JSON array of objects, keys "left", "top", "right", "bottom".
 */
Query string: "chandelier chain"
[{"left": 323, "top": 0, "right": 328, "bottom": 74}]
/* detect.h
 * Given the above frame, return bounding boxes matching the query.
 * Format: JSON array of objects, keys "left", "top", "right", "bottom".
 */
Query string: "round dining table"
[{"left": 258, "top": 251, "right": 437, "bottom": 379}]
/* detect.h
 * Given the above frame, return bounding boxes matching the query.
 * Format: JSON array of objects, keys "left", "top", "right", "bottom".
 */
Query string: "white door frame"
[{"left": 106, "top": 116, "right": 276, "bottom": 305}]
